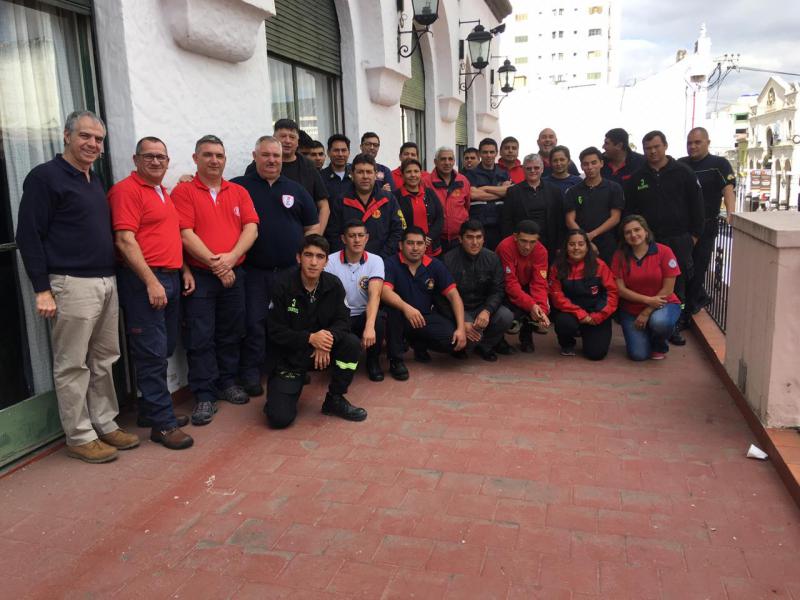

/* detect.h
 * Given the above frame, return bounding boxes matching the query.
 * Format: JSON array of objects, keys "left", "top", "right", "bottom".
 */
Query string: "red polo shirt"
[
  {"left": 171, "top": 176, "right": 259, "bottom": 270},
  {"left": 108, "top": 171, "right": 183, "bottom": 269},
  {"left": 611, "top": 243, "right": 681, "bottom": 316},
  {"left": 497, "top": 159, "right": 525, "bottom": 184},
  {"left": 392, "top": 167, "right": 433, "bottom": 191}
]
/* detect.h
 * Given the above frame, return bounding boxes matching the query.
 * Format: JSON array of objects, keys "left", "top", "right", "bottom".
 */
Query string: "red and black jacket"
[
  {"left": 548, "top": 259, "right": 618, "bottom": 323},
  {"left": 326, "top": 190, "right": 405, "bottom": 259},
  {"left": 396, "top": 186, "right": 444, "bottom": 256}
]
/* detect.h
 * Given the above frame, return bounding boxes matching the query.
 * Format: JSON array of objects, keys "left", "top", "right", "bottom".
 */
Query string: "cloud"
[{"left": 617, "top": 0, "right": 800, "bottom": 105}]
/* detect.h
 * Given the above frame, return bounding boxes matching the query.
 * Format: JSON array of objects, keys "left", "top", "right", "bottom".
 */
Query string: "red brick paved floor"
[{"left": 2, "top": 329, "right": 800, "bottom": 599}]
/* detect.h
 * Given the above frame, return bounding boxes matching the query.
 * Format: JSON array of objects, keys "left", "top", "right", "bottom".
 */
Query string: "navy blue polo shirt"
[
  {"left": 601, "top": 151, "right": 645, "bottom": 186},
  {"left": 321, "top": 164, "right": 353, "bottom": 202},
  {"left": 384, "top": 253, "right": 456, "bottom": 314},
  {"left": 15, "top": 154, "right": 115, "bottom": 292},
  {"left": 231, "top": 173, "right": 318, "bottom": 269},
  {"left": 376, "top": 163, "right": 397, "bottom": 192},
  {"left": 464, "top": 163, "right": 509, "bottom": 189}
]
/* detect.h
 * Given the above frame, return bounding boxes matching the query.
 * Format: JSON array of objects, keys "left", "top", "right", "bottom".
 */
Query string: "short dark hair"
[
  {"left": 579, "top": 146, "right": 603, "bottom": 163},
  {"left": 478, "top": 137, "right": 498, "bottom": 151},
  {"left": 514, "top": 220, "right": 540, "bottom": 236},
  {"left": 274, "top": 118, "right": 299, "bottom": 133},
  {"left": 351, "top": 153, "right": 376, "bottom": 169},
  {"left": 298, "top": 129, "right": 314, "bottom": 149},
  {"left": 135, "top": 136, "right": 167, "bottom": 155},
  {"left": 400, "top": 158, "right": 422, "bottom": 173},
  {"left": 642, "top": 130, "right": 667, "bottom": 146},
  {"left": 459, "top": 219, "right": 485, "bottom": 236},
  {"left": 342, "top": 219, "right": 367, "bottom": 234},
  {"left": 360, "top": 131, "right": 379, "bottom": 144},
  {"left": 195, "top": 134, "right": 224, "bottom": 153},
  {"left": 550, "top": 145, "right": 571, "bottom": 161},
  {"left": 464, "top": 147, "right": 479, "bottom": 156},
  {"left": 500, "top": 136, "right": 519, "bottom": 148},
  {"left": 327, "top": 133, "right": 351, "bottom": 151},
  {"left": 605, "top": 128, "right": 630, "bottom": 151},
  {"left": 308, "top": 140, "right": 325, "bottom": 151},
  {"left": 401, "top": 226, "right": 426, "bottom": 241},
  {"left": 299, "top": 233, "right": 329, "bottom": 254},
  {"left": 400, "top": 141, "right": 419, "bottom": 155}
]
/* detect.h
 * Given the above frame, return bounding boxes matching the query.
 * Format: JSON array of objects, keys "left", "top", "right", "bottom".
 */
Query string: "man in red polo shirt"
[
  {"left": 496, "top": 219, "right": 550, "bottom": 352},
  {"left": 109, "top": 136, "right": 195, "bottom": 449},
  {"left": 497, "top": 136, "right": 525, "bottom": 184},
  {"left": 172, "top": 135, "right": 259, "bottom": 426}
]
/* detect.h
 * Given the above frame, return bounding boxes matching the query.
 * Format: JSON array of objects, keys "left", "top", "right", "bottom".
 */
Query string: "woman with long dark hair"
[
  {"left": 548, "top": 229, "right": 618, "bottom": 359},
  {"left": 396, "top": 158, "right": 444, "bottom": 256},
  {"left": 544, "top": 145, "right": 582, "bottom": 194},
  {"left": 611, "top": 215, "right": 681, "bottom": 360}
]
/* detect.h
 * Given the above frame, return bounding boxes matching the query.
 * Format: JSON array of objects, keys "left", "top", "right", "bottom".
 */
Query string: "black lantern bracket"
[
  {"left": 397, "top": 0, "right": 440, "bottom": 60},
  {"left": 489, "top": 56, "right": 517, "bottom": 108}
]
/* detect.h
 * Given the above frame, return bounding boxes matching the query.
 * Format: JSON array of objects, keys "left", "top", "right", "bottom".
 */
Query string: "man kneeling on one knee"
[
  {"left": 264, "top": 234, "right": 367, "bottom": 428},
  {"left": 381, "top": 226, "right": 467, "bottom": 381}
]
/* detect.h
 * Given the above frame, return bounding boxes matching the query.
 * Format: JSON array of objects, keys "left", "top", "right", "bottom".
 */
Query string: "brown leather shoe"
[
  {"left": 150, "top": 427, "right": 194, "bottom": 450},
  {"left": 66, "top": 439, "right": 118, "bottom": 463},
  {"left": 100, "top": 428, "right": 140, "bottom": 450}
]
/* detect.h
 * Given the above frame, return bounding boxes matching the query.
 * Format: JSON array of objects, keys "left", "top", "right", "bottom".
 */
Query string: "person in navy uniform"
[
  {"left": 463, "top": 137, "right": 512, "bottom": 250},
  {"left": 380, "top": 227, "right": 467, "bottom": 381},
  {"left": 264, "top": 234, "right": 367, "bottom": 428}
]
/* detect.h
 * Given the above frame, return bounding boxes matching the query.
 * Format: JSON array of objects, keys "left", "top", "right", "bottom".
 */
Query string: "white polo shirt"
[{"left": 324, "top": 250, "right": 385, "bottom": 316}]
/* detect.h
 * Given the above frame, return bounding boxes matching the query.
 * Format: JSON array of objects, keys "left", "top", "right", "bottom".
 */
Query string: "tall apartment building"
[{"left": 500, "top": 0, "right": 620, "bottom": 88}]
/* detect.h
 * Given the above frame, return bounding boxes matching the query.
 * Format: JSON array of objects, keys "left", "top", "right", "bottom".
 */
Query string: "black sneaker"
[
  {"left": 366, "top": 356, "right": 384, "bottom": 382},
  {"left": 413, "top": 348, "right": 432, "bottom": 363},
  {"left": 137, "top": 414, "right": 190, "bottom": 428},
  {"left": 219, "top": 384, "right": 249, "bottom": 405},
  {"left": 389, "top": 359, "right": 409, "bottom": 381},
  {"left": 474, "top": 346, "right": 498, "bottom": 362},
  {"left": 191, "top": 400, "right": 218, "bottom": 426},
  {"left": 321, "top": 393, "right": 368, "bottom": 422},
  {"left": 241, "top": 381, "right": 264, "bottom": 396},
  {"left": 450, "top": 349, "right": 469, "bottom": 360},
  {"left": 519, "top": 328, "right": 535, "bottom": 353},
  {"left": 669, "top": 332, "right": 686, "bottom": 346},
  {"left": 494, "top": 339, "right": 516, "bottom": 355}
]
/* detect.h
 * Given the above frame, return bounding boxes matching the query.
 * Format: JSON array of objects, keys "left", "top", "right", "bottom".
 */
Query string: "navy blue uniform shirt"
[
  {"left": 15, "top": 154, "right": 115, "bottom": 292},
  {"left": 384, "top": 253, "right": 456, "bottom": 314},
  {"left": 231, "top": 173, "right": 318, "bottom": 269}
]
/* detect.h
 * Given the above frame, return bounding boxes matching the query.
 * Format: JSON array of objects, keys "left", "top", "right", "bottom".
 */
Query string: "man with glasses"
[
  {"left": 359, "top": 132, "right": 396, "bottom": 193},
  {"left": 16, "top": 110, "right": 139, "bottom": 463},
  {"left": 109, "top": 136, "right": 194, "bottom": 450}
]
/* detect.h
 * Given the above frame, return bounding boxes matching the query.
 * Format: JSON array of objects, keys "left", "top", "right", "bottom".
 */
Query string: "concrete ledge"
[
  {"left": 731, "top": 212, "right": 800, "bottom": 248},
  {"left": 692, "top": 310, "right": 800, "bottom": 508}
]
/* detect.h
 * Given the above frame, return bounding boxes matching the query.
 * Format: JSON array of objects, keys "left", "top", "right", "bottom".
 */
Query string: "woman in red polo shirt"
[
  {"left": 611, "top": 215, "right": 682, "bottom": 361},
  {"left": 396, "top": 158, "right": 443, "bottom": 256},
  {"left": 548, "top": 229, "right": 618, "bottom": 359}
]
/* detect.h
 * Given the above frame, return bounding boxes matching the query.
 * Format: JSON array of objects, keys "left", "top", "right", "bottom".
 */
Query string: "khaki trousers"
[{"left": 49, "top": 275, "right": 120, "bottom": 445}]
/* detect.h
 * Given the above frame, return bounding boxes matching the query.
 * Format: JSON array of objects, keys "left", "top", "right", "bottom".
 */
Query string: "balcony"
[{"left": 1, "top": 215, "right": 799, "bottom": 598}]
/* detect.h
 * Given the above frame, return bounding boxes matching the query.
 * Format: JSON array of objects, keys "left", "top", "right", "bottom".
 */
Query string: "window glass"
[
  {"left": 401, "top": 106, "right": 425, "bottom": 164},
  {"left": 269, "top": 57, "right": 296, "bottom": 121}
]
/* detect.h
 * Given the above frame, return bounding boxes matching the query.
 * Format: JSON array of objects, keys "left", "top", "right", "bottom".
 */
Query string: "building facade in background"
[
  {"left": 0, "top": 0, "right": 511, "bottom": 466},
  {"left": 501, "top": 0, "right": 619, "bottom": 88}
]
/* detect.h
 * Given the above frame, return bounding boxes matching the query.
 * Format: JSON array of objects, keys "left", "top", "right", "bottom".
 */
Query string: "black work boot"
[{"left": 321, "top": 393, "right": 368, "bottom": 421}]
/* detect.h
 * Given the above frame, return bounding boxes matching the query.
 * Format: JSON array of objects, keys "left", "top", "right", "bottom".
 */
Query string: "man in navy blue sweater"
[{"left": 16, "top": 110, "right": 140, "bottom": 464}]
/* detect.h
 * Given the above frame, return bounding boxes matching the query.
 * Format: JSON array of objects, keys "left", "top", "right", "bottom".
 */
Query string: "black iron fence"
[{"left": 703, "top": 215, "right": 733, "bottom": 332}]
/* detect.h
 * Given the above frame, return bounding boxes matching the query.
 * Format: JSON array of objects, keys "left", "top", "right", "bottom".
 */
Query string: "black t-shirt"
[
  {"left": 280, "top": 155, "right": 329, "bottom": 202},
  {"left": 564, "top": 178, "right": 625, "bottom": 233},
  {"left": 678, "top": 154, "right": 735, "bottom": 219}
]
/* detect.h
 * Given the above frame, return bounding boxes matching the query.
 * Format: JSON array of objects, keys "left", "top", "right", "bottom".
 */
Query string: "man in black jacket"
[
  {"left": 501, "top": 153, "right": 564, "bottom": 261},
  {"left": 264, "top": 234, "right": 367, "bottom": 428},
  {"left": 443, "top": 220, "right": 514, "bottom": 361},
  {"left": 625, "top": 130, "right": 704, "bottom": 345}
]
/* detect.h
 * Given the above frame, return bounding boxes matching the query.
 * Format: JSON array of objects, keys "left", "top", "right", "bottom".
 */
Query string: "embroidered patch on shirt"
[{"left": 282, "top": 194, "right": 295, "bottom": 208}]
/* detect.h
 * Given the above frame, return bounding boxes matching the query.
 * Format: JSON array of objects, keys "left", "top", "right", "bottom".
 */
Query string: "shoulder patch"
[
  {"left": 668, "top": 258, "right": 678, "bottom": 269},
  {"left": 505, "top": 266, "right": 511, "bottom": 274}
]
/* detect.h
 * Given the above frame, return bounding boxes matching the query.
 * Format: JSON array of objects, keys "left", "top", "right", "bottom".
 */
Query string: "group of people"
[{"left": 14, "top": 110, "right": 735, "bottom": 463}]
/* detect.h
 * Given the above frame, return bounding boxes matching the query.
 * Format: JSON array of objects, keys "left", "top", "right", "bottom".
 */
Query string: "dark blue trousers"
[
  {"left": 182, "top": 267, "right": 245, "bottom": 403},
  {"left": 118, "top": 267, "right": 180, "bottom": 429},
  {"left": 239, "top": 264, "right": 292, "bottom": 385},
  {"left": 349, "top": 310, "right": 386, "bottom": 362},
  {"left": 386, "top": 308, "right": 455, "bottom": 360}
]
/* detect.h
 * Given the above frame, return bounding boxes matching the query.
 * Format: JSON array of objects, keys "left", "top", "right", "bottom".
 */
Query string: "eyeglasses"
[
  {"left": 524, "top": 166, "right": 542, "bottom": 172},
  {"left": 362, "top": 142, "right": 380, "bottom": 148},
  {"left": 138, "top": 153, "right": 170, "bottom": 163}
]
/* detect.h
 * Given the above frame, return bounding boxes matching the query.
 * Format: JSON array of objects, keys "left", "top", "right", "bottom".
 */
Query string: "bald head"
[
  {"left": 537, "top": 128, "right": 557, "bottom": 157},
  {"left": 686, "top": 127, "right": 710, "bottom": 161}
]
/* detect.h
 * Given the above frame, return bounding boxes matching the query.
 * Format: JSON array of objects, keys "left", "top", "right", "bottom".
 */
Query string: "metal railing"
[{"left": 703, "top": 215, "right": 733, "bottom": 332}]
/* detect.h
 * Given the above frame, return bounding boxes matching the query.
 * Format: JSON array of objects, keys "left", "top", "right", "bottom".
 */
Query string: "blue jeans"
[
  {"left": 619, "top": 303, "right": 681, "bottom": 361},
  {"left": 118, "top": 267, "right": 180, "bottom": 429}
]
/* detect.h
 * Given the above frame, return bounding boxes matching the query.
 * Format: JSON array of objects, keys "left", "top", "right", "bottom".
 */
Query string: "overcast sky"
[{"left": 617, "top": 0, "right": 800, "bottom": 109}]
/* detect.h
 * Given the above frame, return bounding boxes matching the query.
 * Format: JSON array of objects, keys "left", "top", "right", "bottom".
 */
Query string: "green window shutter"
[
  {"left": 456, "top": 101, "right": 467, "bottom": 145},
  {"left": 400, "top": 49, "right": 425, "bottom": 111},
  {"left": 266, "top": 0, "right": 341, "bottom": 76}
]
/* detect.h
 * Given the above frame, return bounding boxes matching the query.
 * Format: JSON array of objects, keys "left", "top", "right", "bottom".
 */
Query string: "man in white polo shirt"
[{"left": 324, "top": 218, "right": 386, "bottom": 382}]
